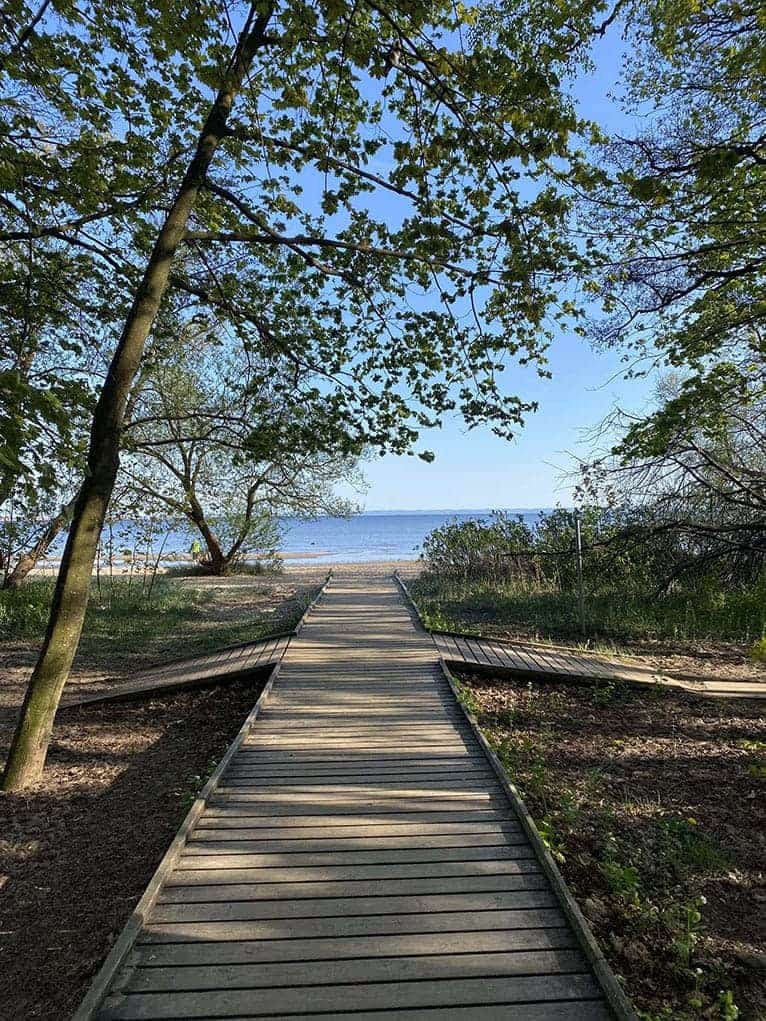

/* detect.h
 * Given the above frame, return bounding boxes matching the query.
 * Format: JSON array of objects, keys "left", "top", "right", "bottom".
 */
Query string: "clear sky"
[
  {"left": 348, "top": 332, "right": 654, "bottom": 511},
  {"left": 345, "top": 34, "right": 655, "bottom": 512}
]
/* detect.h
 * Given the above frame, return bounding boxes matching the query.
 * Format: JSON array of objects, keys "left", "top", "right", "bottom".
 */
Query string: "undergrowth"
[
  {"left": 467, "top": 675, "right": 756, "bottom": 1019},
  {"left": 0, "top": 576, "right": 315, "bottom": 661},
  {"left": 411, "top": 573, "right": 766, "bottom": 647}
]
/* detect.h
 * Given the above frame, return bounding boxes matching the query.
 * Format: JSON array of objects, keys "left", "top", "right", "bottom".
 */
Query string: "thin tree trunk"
[
  {"left": 2, "top": 496, "right": 77, "bottom": 590},
  {"left": 2, "top": 5, "right": 273, "bottom": 790}
]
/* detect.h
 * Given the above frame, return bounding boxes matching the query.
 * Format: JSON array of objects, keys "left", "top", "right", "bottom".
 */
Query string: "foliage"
[
  {"left": 581, "top": 0, "right": 766, "bottom": 575},
  {"left": 4, "top": 0, "right": 616, "bottom": 789},
  {"left": 579, "top": 363, "right": 766, "bottom": 584},
  {"left": 419, "top": 506, "right": 690, "bottom": 594},
  {"left": 419, "top": 512, "right": 536, "bottom": 582},
  {"left": 1, "top": 0, "right": 601, "bottom": 469},
  {"left": 123, "top": 332, "right": 360, "bottom": 573},
  {"left": 416, "top": 507, "right": 766, "bottom": 644},
  {"left": 593, "top": 0, "right": 765, "bottom": 370}
]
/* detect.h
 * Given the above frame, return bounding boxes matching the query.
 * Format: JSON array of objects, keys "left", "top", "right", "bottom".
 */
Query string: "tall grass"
[
  {"left": 410, "top": 573, "right": 766, "bottom": 646},
  {"left": 0, "top": 577, "right": 214, "bottom": 644}
]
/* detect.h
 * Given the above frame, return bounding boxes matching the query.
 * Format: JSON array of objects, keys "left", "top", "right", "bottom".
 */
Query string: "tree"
[
  {"left": 587, "top": 0, "right": 765, "bottom": 428},
  {"left": 577, "top": 0, "right": 766, "bottom": 580},
  {"left": 3, "top": 0, "right": 598, "bottom": 788},
  {"left": 578, "top": 361, "right": 766, "bottom": 587},
  {"left": 1, "top": 493, "right": 77, "bottom": 590},
  {"left": 0, "top": 246, "right": 93, "bottom": 588},
  {"left": 123, "top": 333, "right": 360, "bottom": 574},
  {"left": 2, "top": 2, "right": 277, "bottom": 789}
]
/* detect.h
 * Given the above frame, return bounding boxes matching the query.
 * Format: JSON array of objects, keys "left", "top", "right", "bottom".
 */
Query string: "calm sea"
[
  {"left": 279, "top": 510, "right": 545, "bottom": 564},
  {"left": 46, "top": 509, "right": 547, "bottom": 565}
]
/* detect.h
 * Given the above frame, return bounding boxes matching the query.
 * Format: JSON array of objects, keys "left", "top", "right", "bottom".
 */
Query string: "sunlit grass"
[
  {"left": 0, "top": 576, "right": 316, "bottom": 664},
  {"left": 410, "top": 573, "right": 766, "bottom": 646}
]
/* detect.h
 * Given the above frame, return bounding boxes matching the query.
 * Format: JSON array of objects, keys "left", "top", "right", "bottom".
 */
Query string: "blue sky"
[
  {"left": 345, "top": 33, "right": 656, "bottom": 511},
  {"left": 348, "top": 330, "right": 654, "bottom": 510}
]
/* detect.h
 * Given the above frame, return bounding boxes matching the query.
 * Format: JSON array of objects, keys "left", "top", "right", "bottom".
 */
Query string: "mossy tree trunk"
[{"left": 2, "top": 6, "right": 273, "bottom": 790}]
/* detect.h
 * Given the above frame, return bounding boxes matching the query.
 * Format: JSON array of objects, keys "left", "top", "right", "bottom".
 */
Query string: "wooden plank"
[
  {"left": 152, "top": 889, "right": 558, "bottom": 923},
  {"left": 220, "top": 765, "right": 492, "bottom": 778},
  {"left": 206, "top": 797, "right": 511, "bottom": 815},
  {"left": 158, "top": 873, "right": 547, "bottom": 902},
  {"left": 168, "top": 859, "right": 540, "bottom": 885},
  {"left": 98, "top": 974, "right": 602, "bottom": 1018},
  {"left": 175, "top": 1006, "right": 611, "bottom": 1021},
  {"left": 183, "top": 833, "right": 529, "bottom": 854},
  {"left": 132, "top": 926, "right": 576, "bottom": 966},
  {"left": 179, "top": 846, "right": 539, "bottom": 868},
  {"left": 231, "top": 751, "right": 483, "bottom": 764},
  {"left": 215, "top": 781, "right": 501, "bottom": 795},
  {"left": 125, "top": 948, "right": 588, "bottom": 991},
  {"left": 198, "top": 809, "right": 512, "bottom": 826},
  {"left": 141, "top": 906, "right": 571, "bottom": 943},
  {"left": 205, "top": 792, "right": 504, "bottom": 808},
  {"left": 192, "top": 822, "right": 521, "bottom": 840}
]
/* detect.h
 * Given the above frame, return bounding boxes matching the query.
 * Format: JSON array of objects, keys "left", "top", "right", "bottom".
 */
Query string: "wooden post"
[{"left": 575, "top": 509, "right": 586, "bottom": 636}]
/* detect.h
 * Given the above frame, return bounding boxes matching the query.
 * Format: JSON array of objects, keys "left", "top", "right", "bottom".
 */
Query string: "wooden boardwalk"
[
  {"left": 77, "top": 574, "right": 631, "bottom": 1020},
  {"left": 432, "top": 631, "right": 766, "bottom": 699},
  {"left": 60, "top": 634, "right": 291, "bottom": 709},
  {"left": 395, "top": 576, "right": 765, "bottom": 700}
]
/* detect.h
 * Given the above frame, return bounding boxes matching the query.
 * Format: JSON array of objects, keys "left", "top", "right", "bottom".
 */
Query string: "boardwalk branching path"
[
  {"left": 78, "top": 575, "right": 629, "bottom": 1020},
  {"left": 395, "top": 576, "right": 766, "bottom": 700}
]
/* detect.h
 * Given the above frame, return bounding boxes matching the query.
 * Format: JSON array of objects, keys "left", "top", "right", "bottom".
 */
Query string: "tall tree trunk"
[
  {"left": 186, "top": 500, "right": 229, "bottom": 576},
  {"left": 2, "top": 6, "right": 273, "bottom": 790},
  {"left": 2, "top": 496, "right": 77, "bottom": 589}
]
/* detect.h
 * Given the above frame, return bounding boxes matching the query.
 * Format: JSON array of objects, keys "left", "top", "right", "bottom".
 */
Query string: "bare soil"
[
  {"left": 459, "top": 668, "right": 766, "bottom": 1019},
  {"left": 0, "top": 680, "right": 264, "bottom": 1020}
]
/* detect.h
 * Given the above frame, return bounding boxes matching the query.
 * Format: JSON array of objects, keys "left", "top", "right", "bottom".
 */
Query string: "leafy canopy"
[{"left": 1, "top": 0, "right": 601, "bottom": 473}]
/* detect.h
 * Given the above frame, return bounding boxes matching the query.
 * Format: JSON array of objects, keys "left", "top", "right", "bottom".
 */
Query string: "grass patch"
[
  {"left": 0, "top": 575, "right": 318, "bottom": 669},
  {"left": 410, "top": 573, "right": 766, "bottom": 647}
]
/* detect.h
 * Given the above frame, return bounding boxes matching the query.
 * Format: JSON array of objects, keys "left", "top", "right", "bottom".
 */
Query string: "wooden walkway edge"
[
  {"left": 59, "top": 574, "right": 332, "bottom": 710},
  {"left": 74, "top": 573, "right": 635, "bottom": 1021},
  {"left": 394, "top": 573, "right": 766, "bottom": 701}
]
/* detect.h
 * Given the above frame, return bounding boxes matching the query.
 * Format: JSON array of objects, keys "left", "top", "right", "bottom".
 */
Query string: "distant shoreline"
[
  {"left": 23, "top": 508, "right": 548, "bottom": 573},
  {"left": 29, "top": 551, "right": 422, "bottom": 576}
]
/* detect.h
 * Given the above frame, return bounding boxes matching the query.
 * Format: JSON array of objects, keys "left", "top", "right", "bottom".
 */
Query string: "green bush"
[{"left": 413, "top": 507, "right": 766, "bottom": 644}]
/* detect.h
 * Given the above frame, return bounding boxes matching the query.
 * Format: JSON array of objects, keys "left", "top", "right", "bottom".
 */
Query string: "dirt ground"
[
  {"left": 459, "top": 668, "right": 766, "bottom": 1019},
  {"left": 0, "top": 680, "right": 265, "bottom": 1020}
]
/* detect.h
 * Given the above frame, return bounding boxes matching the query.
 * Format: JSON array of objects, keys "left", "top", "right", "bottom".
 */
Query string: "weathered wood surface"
[
  {"left": 394, "top": 572, "right": 764, "bottom": 700},
  {"left": 77, "top": 574, "right": 627, "bottom": 1020},
  {"left": 59, "top": 635, "right": 290, "bottom": 709},
  {"left": 431, "top": 632, "right": 766, "bottom": 700}
]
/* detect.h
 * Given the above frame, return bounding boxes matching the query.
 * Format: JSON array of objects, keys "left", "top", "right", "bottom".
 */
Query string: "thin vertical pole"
[{"left": 574, "top": 509, "right": 585, "bottom": 636}]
